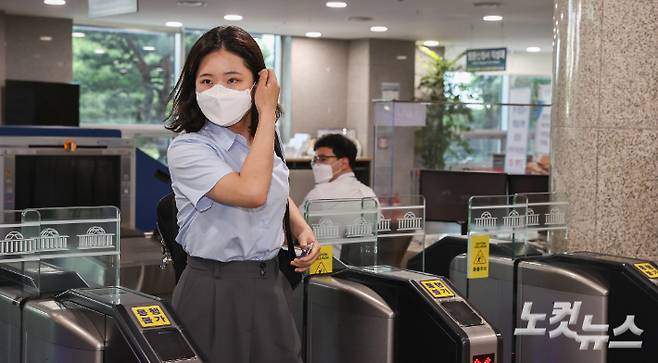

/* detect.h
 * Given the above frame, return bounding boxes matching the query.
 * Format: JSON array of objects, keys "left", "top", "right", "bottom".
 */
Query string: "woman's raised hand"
[{"left": 254, "top": 69, "right": 280, "bottom": 118}]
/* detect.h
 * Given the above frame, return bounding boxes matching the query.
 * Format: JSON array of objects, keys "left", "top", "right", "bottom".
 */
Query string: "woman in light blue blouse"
[{"left": 165, "top": 26, "right": 320, "bottom": 363}]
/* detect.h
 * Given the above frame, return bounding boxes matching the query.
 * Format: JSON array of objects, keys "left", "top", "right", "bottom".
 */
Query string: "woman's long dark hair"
[{"left": 165, "top": 26, "right": 281, "bottom": 135}]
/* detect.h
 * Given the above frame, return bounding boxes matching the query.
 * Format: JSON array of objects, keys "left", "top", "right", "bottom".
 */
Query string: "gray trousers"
[{"left": 172, "top": 256, "right": 303, "bottom": 363}]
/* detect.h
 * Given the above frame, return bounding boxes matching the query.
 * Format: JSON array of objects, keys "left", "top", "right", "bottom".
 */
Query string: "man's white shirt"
[
  {"left": 301, "top": 172, "right": 376, "bottom": 257},
  {"left": 302, "top": 172, "right": 376, "bottom": 206}
]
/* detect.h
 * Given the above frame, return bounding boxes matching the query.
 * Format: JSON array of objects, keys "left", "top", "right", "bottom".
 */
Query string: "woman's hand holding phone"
[{"left": 291, "top": 229, "right": 321, "bottom": 273}]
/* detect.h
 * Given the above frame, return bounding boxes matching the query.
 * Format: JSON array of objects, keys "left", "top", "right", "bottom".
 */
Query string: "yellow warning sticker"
[
  {"left": 634, "top": 262, "right": 658, "bottom": 279},
  {"left": 131, "top": 305, "right": 171, "bottom": 328},
  {"left": 310, "top": 245, "right": 333, "bottom": 275},
  {"left": 467, "top": 234, "right": 490, "bottom": 279},
  {"left": 420, "top": 279, "right": 455, "bottom": 299}
]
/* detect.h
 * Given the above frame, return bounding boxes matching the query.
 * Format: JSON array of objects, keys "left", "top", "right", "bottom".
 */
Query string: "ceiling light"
[
  {"left": 40, "top": 36, "right": 53, "bottom": 42},
  {"left": 483, "top": 15, "right": 503, "bottom": 21},
  {"left": 224, "top": 14, "right": 243, "bottom": 21},
  {"left": 526, "top": 46, "right": 541, "bottom": 53},
  {"left": 165, "top": 21, "right": 183, "bottom": 27},
  {"left": 396, "top": 55, "right": 408, "bottom": 60},
  {"left": 176, "top": 0, "right": 205, "bottom": 6},
  {"left": 44, "top": 0, "right": 66, "bottom": 5},
  {"left": 94, "top": 48, "right": 106, "bottom": 54},
  {"left": 423, "top": 40, "right": 440, "bottom": 47},
  {"left": 305, "top": 32, "right": 322, "bottom": 38},
  {"left": 143, "top": 46, "right": 156, "bottom": 51},
  {"left": 370, "top": 26, "right": 388, "bottom": 32},
  {"left": 72, "top": 32, "right": 85, "bottom": 38},
  {"left": 326, "top": 1, "right": 347, "bottom": 8}
]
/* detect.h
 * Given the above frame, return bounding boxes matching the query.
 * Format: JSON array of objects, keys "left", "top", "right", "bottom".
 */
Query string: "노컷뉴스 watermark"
[{"left": 514, "top": 301, "right": 643, "bottom": 350}]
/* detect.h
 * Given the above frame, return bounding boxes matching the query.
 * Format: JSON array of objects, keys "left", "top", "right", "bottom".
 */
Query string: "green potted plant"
[{"left": 415, "top": 46, "right": 472, "bottom": 170}]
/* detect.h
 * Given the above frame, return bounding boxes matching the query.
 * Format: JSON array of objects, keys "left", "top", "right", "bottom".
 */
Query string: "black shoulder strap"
[{"left": 274, "top": 132, "right": 297, "bottom": 258}]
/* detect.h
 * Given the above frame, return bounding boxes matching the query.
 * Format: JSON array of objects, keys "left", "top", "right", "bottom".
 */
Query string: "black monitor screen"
[
  {"left": 3, "top": 79, "right": 79, "bottom": 127},
  {"left": 508, "top": 174, "right": 549, "bottom": 195},
  {"left": 420, "top": 170, "right": 507, "bottom": 222},
  {"left": 14, "top": 155, "right": 120, "bottom": 210}
]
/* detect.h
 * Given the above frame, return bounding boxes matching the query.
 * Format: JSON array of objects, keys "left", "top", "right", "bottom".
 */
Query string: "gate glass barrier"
[
  {"left": 303, "top": 196, "right": 426, "bottom": 269},
  {"left": 0, "top": 206, "right": 120, "bottom": 295}
]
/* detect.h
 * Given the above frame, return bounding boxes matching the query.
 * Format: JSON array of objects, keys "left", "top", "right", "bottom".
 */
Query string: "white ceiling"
[{"left": 0, "top": 0, "right": 555, "bottom": 52}]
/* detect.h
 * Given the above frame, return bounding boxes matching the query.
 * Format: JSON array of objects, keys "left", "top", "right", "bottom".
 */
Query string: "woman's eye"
[
  {"left": 200, "top": 79, "right": 212, "bottom": 85},
  {"left": 228, "top": 78, "right": 240, "bottom": 85}
]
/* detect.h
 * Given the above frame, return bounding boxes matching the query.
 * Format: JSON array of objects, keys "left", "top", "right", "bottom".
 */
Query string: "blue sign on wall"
[{"left": 466, "top": 48, "right": 507, "bottom": 72}]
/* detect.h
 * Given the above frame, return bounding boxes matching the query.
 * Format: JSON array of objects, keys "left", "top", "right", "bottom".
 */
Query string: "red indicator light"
[{"left": 473, "top": 354, "right": 495, "bottom": 363}]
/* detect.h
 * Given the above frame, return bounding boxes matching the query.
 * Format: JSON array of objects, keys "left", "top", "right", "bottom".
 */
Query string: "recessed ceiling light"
[
  {"left": 305, "top": 32, "right": 322, "bottom": 38},
  {"left": 176, "top": 0, "right": 205, "bottom": 6},
  {"left": 526, "top": 46, "right": 541, "bottom": 53},
  {"left": 143, "top": 46, "right": 156, "bottom": 51},
  {"left": 483, "top": 15, "right": 503, "bottom": 21},
  {"left": 423, "top": 40, "right": 440, "bottom": 47},
  {"left": 40, "top": 36, "right": 53, "bottom": 42},
  {"left": 72, "top": 32, "right": 85, "bottom": 38},
  {"left": 396, "top": 55, "right": 408, "bottom": 60},
  {"left": 224, "top": 14, "right": 243, "bottom": 21},
  {"left": 326, "top": 1, "right": 347, "bottom": 8},
  {"left": 94, "top": 48, "right": 106, "bottom": 54},
  {"left": 44, "top": 0, "right": 66, "bottom": 5},
  {"left": 370, "top": 26, "right": 388, "bottom": 32},
  {"left": 165, "top": 21, "right": 183, "bottom": 27}
]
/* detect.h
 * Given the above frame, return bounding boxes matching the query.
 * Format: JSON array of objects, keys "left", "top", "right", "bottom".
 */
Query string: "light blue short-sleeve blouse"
[{"left": 167, "top": 122, "right": 289, "bottom": 262}]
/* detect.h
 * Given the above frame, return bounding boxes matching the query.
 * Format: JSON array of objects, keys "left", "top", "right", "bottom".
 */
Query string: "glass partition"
[
  {"left": 303, "top": 198, "right": 379, "bottom": 267},
  {"left": 468, "top": 194, "right": 529, "bottom": 256},
  {"left": 514, "top": 192, "right": 569, "bottom": 254},
  {"left": 373, "top": 100, "right": 552, "bottom": 197},
  {"left": 0, "top": 206, "right": 120, "bottom": 296},
  {"left": 377, "top": 195, "right": 426, "bottom": 270},
  {"left": 0, "top": 210, "right": 42, "bottom": 296},
  {"left": 303, "top": 196, "right": 427, "bottom": 270}
]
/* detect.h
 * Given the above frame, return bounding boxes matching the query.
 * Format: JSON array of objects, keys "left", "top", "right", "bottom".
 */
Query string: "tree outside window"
[{"left": 73, "top": 26, "right": 175, "bottom": 125}]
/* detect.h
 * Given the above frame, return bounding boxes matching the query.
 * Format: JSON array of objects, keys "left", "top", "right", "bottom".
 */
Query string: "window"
[
  {"left": 73, "top": 26, "right": 175, "bottom": 125},
  {"left": 439, "top": 72, "right": 552, "bottom": 169},
  {"left": 73, "top": 25, "right": 281, "bottom": 163},
  {"left": 183, "top": 29, "right": 277, "bottom": 69}
]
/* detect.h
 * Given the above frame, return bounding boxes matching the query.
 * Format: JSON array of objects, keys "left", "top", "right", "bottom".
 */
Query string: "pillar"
[{"left": 551, "top": 0, "right": 658, "bottom": 261}]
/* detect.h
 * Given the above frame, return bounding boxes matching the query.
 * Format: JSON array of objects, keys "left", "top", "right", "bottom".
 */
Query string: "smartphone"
[{"left": 298, "top": 242, "right": 314, "bottom": 258}]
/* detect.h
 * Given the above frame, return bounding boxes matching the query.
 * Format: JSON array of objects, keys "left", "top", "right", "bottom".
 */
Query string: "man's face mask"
[
  {"left": 196, "top": 83, "right": 254, "bottom": 127},
  {"left": 311, "top": 162, "right": 335, "bottom": 184}
]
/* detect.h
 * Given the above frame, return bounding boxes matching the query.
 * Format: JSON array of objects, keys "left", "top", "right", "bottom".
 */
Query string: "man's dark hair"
[{"left": 314, "top": 134, "right": 357, "bottom": 169}]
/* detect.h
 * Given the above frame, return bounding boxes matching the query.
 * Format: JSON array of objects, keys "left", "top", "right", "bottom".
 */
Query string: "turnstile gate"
[
  {"left": 450, "top": 252, "right": 658, "bottom": 363},
  {"left": 0, "top": 271, "right": 202, "bottom": 363},
  {"left": 305, "top": 266, "right": 502, "bottom": 363}
]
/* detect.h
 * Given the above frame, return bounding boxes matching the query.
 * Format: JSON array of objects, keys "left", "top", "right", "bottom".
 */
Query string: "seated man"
[
  {"left": 302, "top": 133, "right": 375, "bottom": 204},
  {"left": 302, "top": 134, "right": 376, "bottom": 264}
]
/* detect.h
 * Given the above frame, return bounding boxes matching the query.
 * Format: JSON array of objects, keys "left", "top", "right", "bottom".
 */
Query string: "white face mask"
[
  {"left": 196, "top": 84, "right": 253, "bottom": 127},
  {"left": 311, "top": 163, "right": 334, "bottom": 184}
]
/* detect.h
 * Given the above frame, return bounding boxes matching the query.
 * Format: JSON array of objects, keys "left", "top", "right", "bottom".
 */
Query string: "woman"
[{"left": 165, "top": 26, "right": 320, "bottom": 363}]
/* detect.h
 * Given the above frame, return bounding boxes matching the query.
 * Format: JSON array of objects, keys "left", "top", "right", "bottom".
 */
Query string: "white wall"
[
  {"left": 0, "top": 14, "right": 73, "bottom": 124},
  {"left": 5, "top": 15, "right": 72, "bottom": 83},
  {"left": 290, "top": 37, "right": 349, "bottom": 136},
  {"left": 0, "top": 12, "right": 6, "bottom": 122},
  {"left": 346, "top": 39, "right": 370, "bottom": 153}
]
